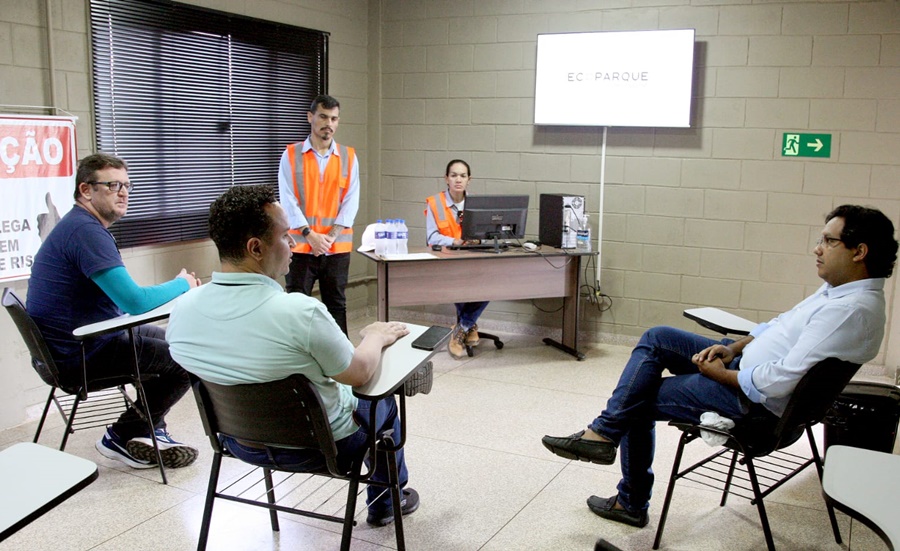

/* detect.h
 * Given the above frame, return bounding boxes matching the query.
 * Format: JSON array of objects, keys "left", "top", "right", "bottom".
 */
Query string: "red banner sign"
[
  {"left": 0, "top": 115, "right": 77, "bottom": 282},
  {"left": 1, "top": 119, "right": 75, "bottom": 179}
]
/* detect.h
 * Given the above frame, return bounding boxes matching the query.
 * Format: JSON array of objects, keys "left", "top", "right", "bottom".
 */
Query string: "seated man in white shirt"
[
  {"left": 166, "top": 185, "right": 418, "bottom": 527},
  {"left": 542, "top": 204, "right": 898, "bottom": 528}
]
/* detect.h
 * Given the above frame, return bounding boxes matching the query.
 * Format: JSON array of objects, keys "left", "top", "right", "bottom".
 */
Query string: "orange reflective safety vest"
[
  {"left": 425, "top": 192, "right": 461, "bottom": 240},
  {"left": 286, "top": 142, "right": 355, "bottom": 254}
]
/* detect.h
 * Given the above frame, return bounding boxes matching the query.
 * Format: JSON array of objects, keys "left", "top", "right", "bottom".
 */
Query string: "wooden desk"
[
  {"left": 823, "top": 445, "right": 900, "bottom": 550},
  {"left": 73, "top": 298, "right": 178, "bottom": 484},
  {"left": 0, "top": 443, "right": 98, "bottom": 541},
  {"left": 359, "top": 247, "right": 593, "bottom": 360}
]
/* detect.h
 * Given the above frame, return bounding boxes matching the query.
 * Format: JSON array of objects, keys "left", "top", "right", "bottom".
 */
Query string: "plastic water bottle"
[
  {"left": 576, "top": 214, "right": 591, "bottom": 252},
  {"left": 384, "top": 219, "right": 396, "bottom": 255},
  {"left": 374, "top": 219, "right": 387, "bottom": 257},
  {"left": 397, "top": 219, "right": 409, "bottom": 255},
  {"left": 562, "top": 208, "right": 575, "bottom": 249}
]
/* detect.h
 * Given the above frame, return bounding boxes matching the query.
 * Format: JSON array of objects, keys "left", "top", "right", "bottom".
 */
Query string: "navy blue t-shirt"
[{"left": 27, "top": 206, "right": 125, "bottom": 366}]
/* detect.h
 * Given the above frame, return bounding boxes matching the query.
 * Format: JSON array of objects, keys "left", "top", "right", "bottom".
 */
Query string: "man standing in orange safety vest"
[{"left": 278, "top": 95, "right": 360, "bottom": 336}]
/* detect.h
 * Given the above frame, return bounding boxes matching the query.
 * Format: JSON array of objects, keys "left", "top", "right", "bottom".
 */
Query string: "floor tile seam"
[
  {"left": 90, "top": 460, "right": 204, "bottom": 500},
  {"left": 441, "top": 371, "right": 614, "bottom": 399},
  {"left": 474, "top": 461, "right": 570, "bottom": 551},
  {"left": 405, "top": 432, "right": 589, "bottom": 465},
  {"left": 278, "top": 502, "right": 419, "bottom": 550},
  {"left": 81, "top": 493, "right": 197, "bottom": 551},
  {"left": 845, "top": 517, "right": 880, "bottom": 546}
]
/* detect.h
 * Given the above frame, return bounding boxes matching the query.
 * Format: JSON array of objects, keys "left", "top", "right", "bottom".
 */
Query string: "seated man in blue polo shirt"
[
  {"left": 165, "top": 184, "right": 419, "bottom": 527},
  {"left": 542, "top": 205, "right": 897, "bottom": 529},
  {"left": 27, "top": 153, "right": 201, "bottom": 470}
]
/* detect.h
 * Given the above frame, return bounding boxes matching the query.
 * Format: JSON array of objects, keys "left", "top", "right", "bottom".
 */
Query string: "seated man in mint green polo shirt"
[{"left": 166, "top": 184, "right": 419, "bottom": 527}]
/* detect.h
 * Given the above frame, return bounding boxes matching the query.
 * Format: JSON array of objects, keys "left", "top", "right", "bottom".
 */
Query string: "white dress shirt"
[{"left": 738, "top": 277, "right": 886, "bottom": 416}]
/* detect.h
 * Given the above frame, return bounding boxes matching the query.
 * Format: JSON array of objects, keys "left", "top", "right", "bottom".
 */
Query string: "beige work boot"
[
  {"left": 448, "top": 325, "right": 467, "bottom": 359},
  {"left": 465, "top": 324, "right": 480, "bottom": 346}
]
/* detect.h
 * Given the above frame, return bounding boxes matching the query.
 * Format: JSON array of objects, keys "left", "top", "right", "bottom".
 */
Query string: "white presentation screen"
[{"left": 534, "top": 29, "right": 695, "bottom": 128}]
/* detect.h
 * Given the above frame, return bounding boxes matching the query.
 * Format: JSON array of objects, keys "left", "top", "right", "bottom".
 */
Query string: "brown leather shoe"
[
  {"left": 465, "top": 324, "right": 480, "bottom": 346},
  {"left": 448, "top": 325, "right": 467, "bottom": 359}
]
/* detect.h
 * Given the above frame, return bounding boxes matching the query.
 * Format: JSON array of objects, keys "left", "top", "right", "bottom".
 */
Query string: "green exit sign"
[{"left": 782, "top": 133, "right": 831, "bottom": 158}]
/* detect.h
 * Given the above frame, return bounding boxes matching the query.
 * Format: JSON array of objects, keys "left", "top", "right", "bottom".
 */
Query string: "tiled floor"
[{"left": 1, "top": 316, "right": 894, "bottom": 550}]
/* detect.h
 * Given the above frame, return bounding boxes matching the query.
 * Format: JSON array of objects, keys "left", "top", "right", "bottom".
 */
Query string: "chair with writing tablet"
[
  {"left": 2, "top": 288, "right": 162, "bottom": 477},
  {"left": 190, "top": 372, "right": 408, "bottom": 551},
  {"left": 653, "top": 357, "right": 861, "bottom": 551}
]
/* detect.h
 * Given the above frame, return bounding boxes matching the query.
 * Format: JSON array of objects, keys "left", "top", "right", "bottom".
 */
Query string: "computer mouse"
[
  {"left": 523, "top": 242, "right": 538, "bottom": 252},
  {"left": 431, "top": 244, "right": 442, "bottom": 251}
]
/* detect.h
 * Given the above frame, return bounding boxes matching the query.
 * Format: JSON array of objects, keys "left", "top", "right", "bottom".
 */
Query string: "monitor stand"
[{"left": 485, "top": 235, "right": 508, "bottom": 254}]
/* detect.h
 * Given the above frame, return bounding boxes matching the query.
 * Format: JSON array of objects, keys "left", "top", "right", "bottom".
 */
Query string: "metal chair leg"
[
  {"left": 59, "top": 394, "right": 83, "bottom": 451},
  {"left": 340, "top": 462, "right": 363, "bottom": 551},
  {"left": 720, "top": 450, "right": 739, "bottom": 506},
  {"left": 653, "top": 433, "right": 689, "bottom": 549},
  {"left": 33, "top": 389, "right": 56, "bottom": 445},
  {"left": 197, "top": 452, "right": 222, "bottom": 551},
  {"left": 745, "top": 459, "right": 777, "bottom": 551},
  {"left": 128, "top": 328, "right": 167, "bottom": 484},
  {"left": 388, "top": 451, "right": 406, "bottom": 551},
  {"left": 263, "top": 468, "right": 279, "bottom": 531},
  {"left": 807, "top": 427, "right": 842, "bottom": 544}
]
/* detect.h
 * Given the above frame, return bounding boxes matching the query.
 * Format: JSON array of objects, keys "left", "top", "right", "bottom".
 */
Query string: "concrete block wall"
[
  {"left": 375, "top": 0, "right": 900, "bottom": 362},
  {"left": 2, "top": 0, "right": 898, "bottom": 432}
]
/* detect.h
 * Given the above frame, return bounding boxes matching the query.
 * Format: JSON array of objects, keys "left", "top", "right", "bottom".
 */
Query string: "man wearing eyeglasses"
[
  {"left": 542, "top": 205, "right": 898, "bottom": 529},
  {"left": 27, "top": 153, "right": 201, "bottom": 471}
]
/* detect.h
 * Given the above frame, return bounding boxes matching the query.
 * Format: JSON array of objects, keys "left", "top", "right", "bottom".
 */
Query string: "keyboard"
[{"left": 447, "top": 243, "right": 509, "bottom": 251}]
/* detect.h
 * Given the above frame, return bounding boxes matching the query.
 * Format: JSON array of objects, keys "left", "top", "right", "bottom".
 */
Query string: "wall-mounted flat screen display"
[{"left": 534, "top": 29, "right": 695, "bottom": 128}]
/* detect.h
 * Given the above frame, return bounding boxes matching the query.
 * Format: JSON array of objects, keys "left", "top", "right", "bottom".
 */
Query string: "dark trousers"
[
  {"left": 75, "top": 324, "right": 191, "bottom": 441},
  {"left": 285, "top": 252, "right": 350, "bottom": 336}
]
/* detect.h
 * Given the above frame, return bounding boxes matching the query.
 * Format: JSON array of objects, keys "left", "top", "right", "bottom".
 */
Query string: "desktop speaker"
[{"left": 539, "top": 194, "right": 584, "bottom": 249}]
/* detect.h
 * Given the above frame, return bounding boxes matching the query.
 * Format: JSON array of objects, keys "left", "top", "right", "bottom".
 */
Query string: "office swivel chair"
[
  {"left": 456, "top": 316, "right": 503, "bottom": 357},
  {"left": 462, "top": 326, "right": 504, "bottom": 357}
]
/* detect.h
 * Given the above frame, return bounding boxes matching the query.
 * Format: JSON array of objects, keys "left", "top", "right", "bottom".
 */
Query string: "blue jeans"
[
  {"left": 456, "top": 301, "right": 489, "bottom": 330},
  {"left": 589, "top": 326, "right": 759, "bottom": 514},
  {"left": 222, "top": 396, "right": 408, "bottom": 514}
]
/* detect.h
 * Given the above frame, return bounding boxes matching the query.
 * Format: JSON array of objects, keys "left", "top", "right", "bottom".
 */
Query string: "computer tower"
[{"left": 539, "top": 194, "right": 585, "bottom": 249}]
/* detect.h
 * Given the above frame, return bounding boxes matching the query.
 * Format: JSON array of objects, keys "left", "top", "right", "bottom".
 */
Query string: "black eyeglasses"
[
  {"left": 815, "top": 236, "right": 843, "bottom": 248},
  {"left": 88, "top": 180, "right": 134, "bottom": 193}
]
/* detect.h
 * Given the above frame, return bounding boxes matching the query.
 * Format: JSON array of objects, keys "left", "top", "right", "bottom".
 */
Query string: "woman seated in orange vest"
[{"left": 424, "top": 159, "right": 489, "bottom": 359}]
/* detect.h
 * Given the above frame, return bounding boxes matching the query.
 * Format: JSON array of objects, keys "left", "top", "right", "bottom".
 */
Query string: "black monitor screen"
[{"left": 461, "top": 195, "right": 529, "bottom": 242}]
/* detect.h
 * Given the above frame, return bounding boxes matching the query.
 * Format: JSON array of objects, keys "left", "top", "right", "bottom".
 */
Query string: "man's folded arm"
[{"left": 92, "top": 266, "right": 189, "bottom": 315}]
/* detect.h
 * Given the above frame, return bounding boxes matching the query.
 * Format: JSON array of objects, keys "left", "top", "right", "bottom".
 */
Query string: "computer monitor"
[{"left": 461, "top": 195, "right": 529, "bottom": 252}]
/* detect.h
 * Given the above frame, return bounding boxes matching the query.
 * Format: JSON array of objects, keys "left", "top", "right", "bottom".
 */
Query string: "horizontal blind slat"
[{"left": 90, "top": 0, "right": 327, "bottom": 248}]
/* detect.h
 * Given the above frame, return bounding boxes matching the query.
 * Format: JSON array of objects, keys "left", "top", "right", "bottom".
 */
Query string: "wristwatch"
[{"left": 301, "top": 226, "right": 311, "bottom": 237}]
